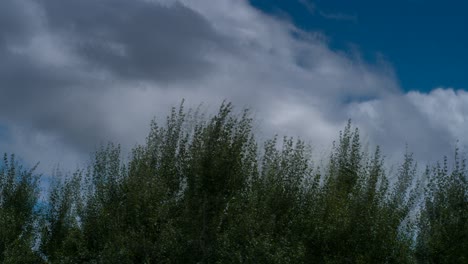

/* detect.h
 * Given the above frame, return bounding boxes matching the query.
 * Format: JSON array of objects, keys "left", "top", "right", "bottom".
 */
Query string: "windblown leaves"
[{"left": 1, "top": 102, "right": 466, "bottom": 263}]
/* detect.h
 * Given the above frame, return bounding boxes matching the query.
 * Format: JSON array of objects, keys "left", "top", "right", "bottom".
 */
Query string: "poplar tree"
[
  {"left": 416, "top": 151, "right": 468, "bottom": 263},
  {"left": 0, "top": 154, "right": 42, "bottom": 263}
]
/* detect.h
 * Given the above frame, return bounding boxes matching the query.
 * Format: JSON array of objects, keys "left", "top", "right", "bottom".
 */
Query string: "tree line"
[{"left": 0, "top": 102, "right": 466, "bottom": 263}]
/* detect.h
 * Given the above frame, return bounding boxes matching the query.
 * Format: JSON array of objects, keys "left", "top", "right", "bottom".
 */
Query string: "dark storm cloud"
[
  {"left": 0, "top": 0, "right": 233, "bottom": 155},
  {"left": 0, "top": 1, "right": 34, "bottom": 46},
  {"left": 0, "top": 50, "right": 104, "bottom": 152},
  {"left": 39, "top": 0, "right": 229, "bottom": 82},
  {"left": 0, "top": 0, "right": 73, "bottom": 115}
]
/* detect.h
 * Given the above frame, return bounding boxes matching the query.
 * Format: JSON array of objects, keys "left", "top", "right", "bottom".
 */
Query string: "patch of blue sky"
[{"left": 250, "top": 0, "right": 468, "bottom": 92}]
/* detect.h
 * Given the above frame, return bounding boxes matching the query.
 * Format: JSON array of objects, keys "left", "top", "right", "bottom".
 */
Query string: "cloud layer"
[{"left": 0, "top": 0, "right": 466, "bottom": 172}]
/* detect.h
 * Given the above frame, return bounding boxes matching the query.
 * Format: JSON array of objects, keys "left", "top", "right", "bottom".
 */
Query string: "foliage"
[
  {"left": 1, "top": 102, "right": 466, "bottom": 263},
  {"left": 416, "top": 150, "right": 468, "bottom": 263},
  {"left": 0, "top": 154, "right": 42, "bottom": 263}
]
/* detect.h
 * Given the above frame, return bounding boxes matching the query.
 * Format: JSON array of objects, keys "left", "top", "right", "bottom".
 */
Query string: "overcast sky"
[{"left": 0, "top": 0, "right": 467, "bottom": 173}]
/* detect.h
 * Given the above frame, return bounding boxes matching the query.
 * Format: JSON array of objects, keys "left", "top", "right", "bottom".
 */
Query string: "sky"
[
  {"left": 250, "top": 0, "right": 468, "bottom": 92},
  {"left": 251, "top": 0, "right": 468, "bottom": 92},
  {"left": 0, "top": 0, "right": 467, "bottom": 174}
]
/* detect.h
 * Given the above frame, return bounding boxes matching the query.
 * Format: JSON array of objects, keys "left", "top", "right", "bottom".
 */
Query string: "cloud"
[
  {"left": 0, "top": 0, "right": 234, "bottom": 164},
  {"left": 347, "top": 94, "right": 453, "bottom": 164},
  {"left": 298, "top": 0, "right": 316, "bottom": 14},
  {"left": 38, "top": 0, "right": 235, "bottom": 83},
  {"left": 319, "top": 11, "right": 358, "bottom": 23},
  {"left": 0, "top": 0, "right": 465, "bottom": 172},
  {"left": 297, "top": 0, "right": 357, "bottom": 23},
  {"left": 407, "top": 88, "right": 468, "bottom": 145}
]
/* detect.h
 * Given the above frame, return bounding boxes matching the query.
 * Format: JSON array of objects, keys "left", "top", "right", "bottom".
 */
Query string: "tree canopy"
[{"left": 1, "top": 102, "right": 466, "bottom": 263}]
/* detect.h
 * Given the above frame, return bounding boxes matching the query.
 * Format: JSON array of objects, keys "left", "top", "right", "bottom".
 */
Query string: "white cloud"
[
  {"left": 408, "top": 88, "right": 468, "bottom": 145},
  {"left": 0, "top": 0, "right": 465, "bottom": 173}
]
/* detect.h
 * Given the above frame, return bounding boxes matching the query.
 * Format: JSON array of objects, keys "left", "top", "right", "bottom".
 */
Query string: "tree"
[
  {"left": 0, "top": 154, "right": 42, "bottom": 263},
  {"left": 40, "top": 171, "right": 86, "bottom": 263},
  {"left": 6, "top": 102, "right": 468, "bottom": 263},
  {"left": 416, "top": 150, "right": 468, "bottom": 263},
  {"left": 303, "top": 122, "right": 415, "bottom": 263}
]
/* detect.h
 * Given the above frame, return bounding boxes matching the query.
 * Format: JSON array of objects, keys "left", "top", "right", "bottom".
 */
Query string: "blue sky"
[
  {"left": 0, "top": 0, "right": 467, "bottom": 172},
  {"left": 251, "top": 0, "right": 468, "bottom": 92}
]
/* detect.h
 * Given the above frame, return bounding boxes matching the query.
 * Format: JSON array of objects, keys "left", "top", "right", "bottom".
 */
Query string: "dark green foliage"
[
  {"left": 216, "top": 136, "right": 311, "bottom": 263},
  {"left": 0, "top": 154, "right": 42, "bottom": 263},
  {"left": 3, "top": 102, "right": 467, "bottom": 263},
  {"left": 40, "top": 171, "right": 86, "bottom": 263},
  {"left": 303, "top": 124, "right": 415, "bottom": 263},
  {"left": 416, "top": 150, "right": 468, "bottom": 263}
]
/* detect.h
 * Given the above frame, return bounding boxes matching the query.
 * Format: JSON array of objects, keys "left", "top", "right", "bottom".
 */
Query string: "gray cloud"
[
  {"left": 0, "top": 0, "right": 465, "bottom": 173},
  {"left": 0, "top": 1, "right": 36, "bottom": 46},
  {"left": 39, "top": 0, "right": 231, "bottom": 83},
  {"left": 0, "top": 0, "right": 235, "bottom": 161}
]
